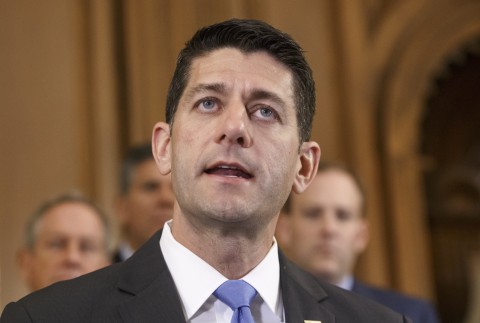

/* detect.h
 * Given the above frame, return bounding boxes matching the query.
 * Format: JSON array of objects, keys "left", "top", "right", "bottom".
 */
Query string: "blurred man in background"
[
  {"left": 17, "top": 192, "right": 111, "bottom": 291},
  {"left": 113, "top": 142, "right": 174, "bottom": 262},
  {"left": 277, "top": 161, "right": 440, "bottom": 323}
]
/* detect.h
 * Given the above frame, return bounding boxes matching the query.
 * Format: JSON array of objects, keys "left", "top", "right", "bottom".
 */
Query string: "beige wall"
[
  {"left": 2, "top": 0, "right": 480, "bottom": 312},
  {"left": 0, "top": 0, "right": 119, "bottom": 306},
  {"left": 1, "top": 0, "right": 87, "bottom": 305}
]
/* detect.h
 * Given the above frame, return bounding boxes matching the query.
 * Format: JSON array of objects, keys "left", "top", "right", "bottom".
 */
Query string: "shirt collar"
[
  {"left": 160, "top": 220, "right": 281, "bottom": 320},
  {"left": 336, "top": 275, "right": 354, "bottom": 291},
  {"left": 118, "top": 241, "right": 134, "bottom": 261},
  {"left": 242, "top": 237, "right": 281, "bottom": 317}
]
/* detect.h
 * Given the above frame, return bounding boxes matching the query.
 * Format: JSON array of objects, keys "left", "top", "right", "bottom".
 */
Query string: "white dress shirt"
[
  {"left": 337, "top": 275, "right": 354, "bottom": 291},
  {"left": 117, "top": 241, "right": 134, "bottom": 261},
  {"left": 160, "top": 220, "right": 284, "bottom": 323}
]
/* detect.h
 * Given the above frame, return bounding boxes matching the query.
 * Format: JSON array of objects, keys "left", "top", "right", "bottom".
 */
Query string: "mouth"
[
  {"left": 205, "top": 163, "right": 253, "bottom": 179},
  {"left": 54, "top": 271, "right": 83, "bottom": 281},
  {"left": 317, "top": 246, "right": 338, "bottom": 258}
]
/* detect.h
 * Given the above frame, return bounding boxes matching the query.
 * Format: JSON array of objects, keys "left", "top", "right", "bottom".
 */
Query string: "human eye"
[
  {"left": 303, "top": 208, "right": 319, "bottom": 220},
  {"left": 195, "top": 97, "right": 219, "bottom": 112},
  {"left": 251, "top": 105, "right": 280, "bottom": 122},
  {"left": 259, "top": 107, "right": 273, "bottom": 118},
  {"left": 45, "top": 238, "right": 65, "bottom": 250},
  {"left": 336, "top": 209, "right": 352, "bottom": 221},
  {"left": 80, "top": 240, "right": 101, "bottom": 254},
  {"left": 142, "top": 181, "right": 159, "bottom": 192}
]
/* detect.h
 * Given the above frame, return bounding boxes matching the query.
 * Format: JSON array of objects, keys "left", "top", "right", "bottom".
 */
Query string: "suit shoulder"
[
  {"left": 280, "top": 254, "right": 408, "bottom": 322},
  {"left": 321, "top": 281, "right": 410, "bottom": 321},
  {"left": 354, "top": 280, "right": 435, "bottom": 308},
  {"left": 353, "top": 281, "right": 439, "bottom": 323},
  {"left": 2, "top": 263, "right": 125, "bottom": 322}
]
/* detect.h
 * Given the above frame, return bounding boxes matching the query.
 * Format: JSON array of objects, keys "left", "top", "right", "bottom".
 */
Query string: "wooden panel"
[
  {"left": 5, "top": 0, "right": 479, "bottom": 316},
  {"left": 0, "top": 0, "right": 92, "bottom": 308},
  {"left": 377, "top": 0, "right": 480, "bottom": 302}
]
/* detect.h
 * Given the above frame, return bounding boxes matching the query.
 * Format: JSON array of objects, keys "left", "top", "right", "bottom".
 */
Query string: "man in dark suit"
[
  {"left": 1, "top": 19, "right": 411, "bottom": 322},
  {"left": 352, "top": 280, "right": 439, "bottom": 323},
  {"left": 277, "top": 161, "right": 440, "bottom": 323},
  {"left": 17, "top": 191, "right": 111, "bottom": 292},
  {"left": 113, "top": 142, "right": 174, "bottom": 262}
]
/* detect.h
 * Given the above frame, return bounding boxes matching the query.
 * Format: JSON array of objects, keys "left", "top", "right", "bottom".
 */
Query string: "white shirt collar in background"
[{"left": 337, "top": 275, "right": 354, "bottom": 291}]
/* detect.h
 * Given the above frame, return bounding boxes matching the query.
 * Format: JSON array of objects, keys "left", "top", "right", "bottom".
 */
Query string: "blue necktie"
[{"left": 214, "top": 280, "right": 257, "bottom": 323}]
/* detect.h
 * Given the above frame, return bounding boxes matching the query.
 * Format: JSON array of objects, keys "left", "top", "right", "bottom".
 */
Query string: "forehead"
[
  {"left": 292, "top": 170, "right": 363, "bottom": 209},
  {"left": 36, "top": 202, "right": 104, "bottom": 237},
  {"left": 184, "top": 48, "right": 294, "bottom": 103}
]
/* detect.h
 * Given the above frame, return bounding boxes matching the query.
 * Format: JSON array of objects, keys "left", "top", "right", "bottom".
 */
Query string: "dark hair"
[
  {"left": 166, "top": 18, "right": 316, "bottom": 144},
  {"left": 283, "top": 161, "right": 367, "bottom": 216},
  {"left": 25, "top": 191, "right": 111, "bottom": 251},
  {"left": 119, "top": 142, "right": 153, "bottom": 194}
]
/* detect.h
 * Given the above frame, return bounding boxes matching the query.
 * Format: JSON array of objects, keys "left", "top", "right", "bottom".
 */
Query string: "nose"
[
  {"left": 63, "top": 243, "right": 82, "bottom": 266},
  {"left": 319, "top": 213, "right": 339, "bottom": 237},
  {"left": 215, "top": 102, "right": 253, "bottom": 148}
]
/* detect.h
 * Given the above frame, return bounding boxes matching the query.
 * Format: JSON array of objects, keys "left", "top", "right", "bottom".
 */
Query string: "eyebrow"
[
  {"left": 183, "top": 83, "right": 227, "bottom": 102},
  {"left": 249, "top": 89, "right": 287, "bottom": 110},
  {"left": 183, "top": 82, "right": 288, "bottom": 109}
]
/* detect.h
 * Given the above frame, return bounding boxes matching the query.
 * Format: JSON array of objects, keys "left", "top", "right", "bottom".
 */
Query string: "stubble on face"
[{"left": 169, "top": 48, "right": 300, "bottom": 237}]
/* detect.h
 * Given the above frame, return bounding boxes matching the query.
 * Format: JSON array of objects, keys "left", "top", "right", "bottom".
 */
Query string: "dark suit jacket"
[
  {"left": 112, "top": 250, "right": 126, "bottom": 263},
  {"left": 112, "top": 251, "right": 123, "bottom": 263},
  {"left": 352, "top": 280, "right": 440, "bottom": 323},
  {"left": 1, "top": 230, "right": 411, "bottom": 322}
]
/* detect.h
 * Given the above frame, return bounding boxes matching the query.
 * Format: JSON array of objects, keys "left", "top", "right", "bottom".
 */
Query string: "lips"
[
  {"left": 205, "top": 164, "right": 253, "bottom": 179},
  {"left": 315, "top": 244, "right": 336, "bottom": 257}
]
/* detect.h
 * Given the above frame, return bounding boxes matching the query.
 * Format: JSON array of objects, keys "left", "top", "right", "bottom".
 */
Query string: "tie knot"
[{"left": 214, "top": 280, "right": 257, "bottom": 310}]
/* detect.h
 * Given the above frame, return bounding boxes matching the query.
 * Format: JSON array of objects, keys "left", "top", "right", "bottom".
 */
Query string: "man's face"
[
  {"left": 118, "top": 159, "right": 174, "bottom": 249},
  {"left": 167, "top": 48, "right": 304, "bottom": 229},
  {"left": 19, "top": 202, "right": 109, "bottom": 291},
  {"left": 287, "top": 170, "right": 368, "bottom": 284}
]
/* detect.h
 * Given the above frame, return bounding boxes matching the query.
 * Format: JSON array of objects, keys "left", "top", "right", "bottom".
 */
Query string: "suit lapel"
[
  {"left": 112, "top": 232, "right": 336, "bottom": 323},
  {"left": 279, "top": 251, "right": 335, "bottom": 323},
  {"left": 115, "top": 230, "right": 186, "bottom": 323}
]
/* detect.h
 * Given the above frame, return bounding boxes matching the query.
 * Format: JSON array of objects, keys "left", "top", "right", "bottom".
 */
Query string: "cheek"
[
  {"left": 351, "top": 231, "right": 366, "bottom": 252},
  {"left": 344, "top": 229, "right": 362, "bottom": 250},
  {"left": 172, "top": 118, "right": 200, "bottom": 146},
  {"left": 298, "top": 219, "right": 317, "bottom": 233},
  {"left": 86, "top": 257, "right": 106, "bottom": 268},
  {"left": 172, "top": 131, "right": 198, "bottom": 164},
  {"left": 293, "top": 222, "right": 314, "bottom": 245},
  {"left": 263, "top": 145, "right": 298, "bottom": 194},
  {"left": 32, "top": 253, "right": 58, "bottom": 274}
]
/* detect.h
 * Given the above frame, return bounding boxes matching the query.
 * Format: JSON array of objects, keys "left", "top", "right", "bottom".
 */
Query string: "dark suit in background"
[
  {"left": 278, "top": 161, "right": 441, "bottom": 323},
  {"left": 353, "top": 280, "right": 440, "bottom": 323},
  {"left": 1, "top": 230, "right": 411, "bottom": 323}
]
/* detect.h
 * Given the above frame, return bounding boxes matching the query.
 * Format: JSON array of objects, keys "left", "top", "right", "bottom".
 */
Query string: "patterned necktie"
[{"left": 214, "top": 280, "right": 257, "bottom": 323}]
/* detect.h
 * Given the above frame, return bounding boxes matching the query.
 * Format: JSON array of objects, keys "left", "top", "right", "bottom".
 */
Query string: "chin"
[
  {"left": 311, "top": 265, "right": 338, "bottom": 280},
  {"left": 205, "top": 203, "right": 253, "bottom": 222},
  {"left": 53, "top": 273, "right": 82, "bottom": 282}
]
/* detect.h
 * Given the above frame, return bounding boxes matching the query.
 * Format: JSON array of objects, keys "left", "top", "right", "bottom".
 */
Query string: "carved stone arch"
[{"left": 372, "top": 0, "right": 480, "bottom": 299}]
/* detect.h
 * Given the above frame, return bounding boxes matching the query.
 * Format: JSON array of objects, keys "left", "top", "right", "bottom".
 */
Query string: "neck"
[
  {"left": 170, "top": 213, "right": 277, "bottom": 279},
  {"left": 123, "top": 232, "right": 142, "bottom": 252}
]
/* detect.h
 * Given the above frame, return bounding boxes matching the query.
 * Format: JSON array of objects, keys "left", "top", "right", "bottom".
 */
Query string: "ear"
[
  {"left": 355, "top": 220, "right": 370, "bottom": 253},
  {"left": 292, "top": 141, "right": 321, "bottom": 194},
  {"left": 16, "top": 248, "right": 33, "bottom": 286},
  {"left": 152, "top": 122, "right": 172, "bottom": 175}
]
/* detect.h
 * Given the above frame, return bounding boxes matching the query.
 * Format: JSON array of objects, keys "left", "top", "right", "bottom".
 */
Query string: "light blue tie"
[{"left": 214, "top": 280, "right": 257, "bottom": 323}]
